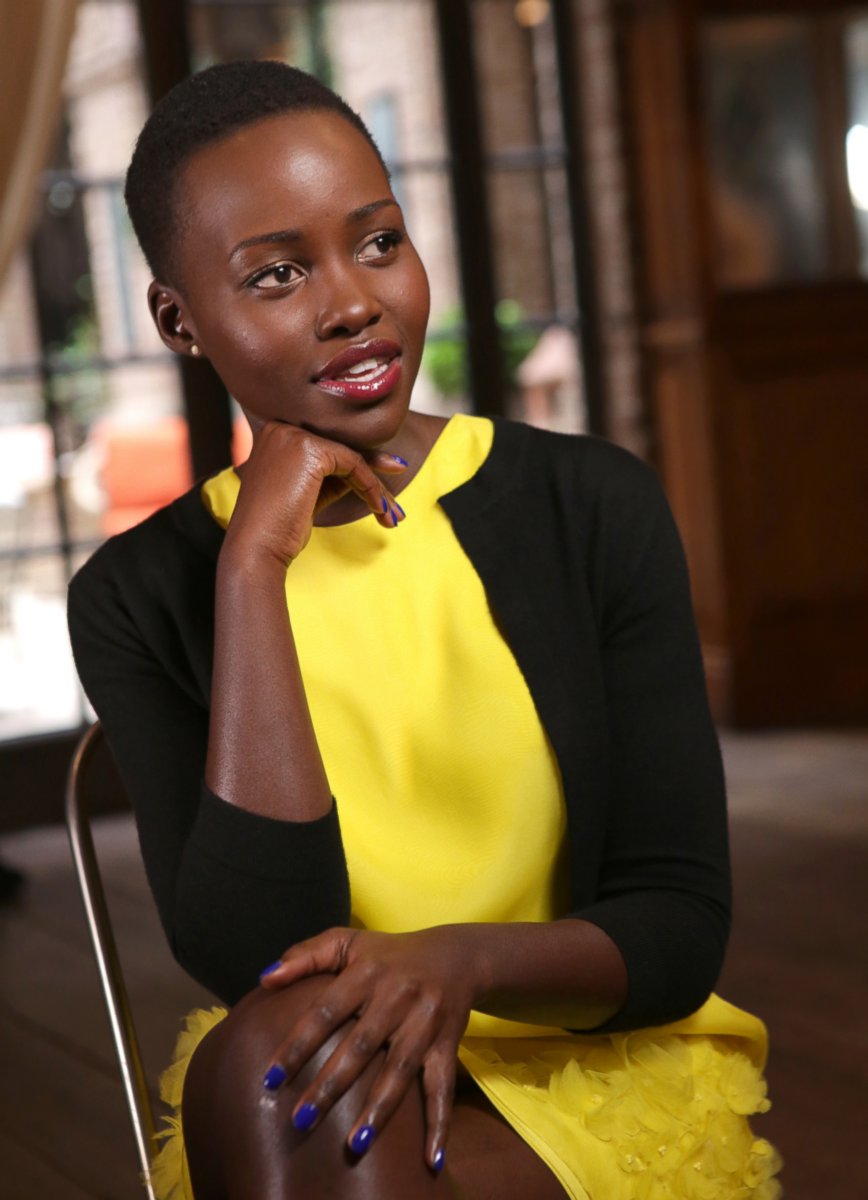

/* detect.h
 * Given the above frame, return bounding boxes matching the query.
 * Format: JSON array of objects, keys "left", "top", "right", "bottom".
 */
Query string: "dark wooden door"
[{"left": 618, "top": 0, "right": 868, "bottom": 724}]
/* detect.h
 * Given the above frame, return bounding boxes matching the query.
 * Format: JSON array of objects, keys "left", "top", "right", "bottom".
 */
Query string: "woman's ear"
[{"left": 148, "top": 281, "right": 202, "bottom": 357}]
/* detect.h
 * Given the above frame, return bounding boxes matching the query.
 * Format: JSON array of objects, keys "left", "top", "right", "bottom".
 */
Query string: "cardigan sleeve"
[
  {"left": 574, "top": 455, "right": 731, "bottom": 1031},
  {"left": 67, "top": 548, "right": 351, "bottom": 1004}
]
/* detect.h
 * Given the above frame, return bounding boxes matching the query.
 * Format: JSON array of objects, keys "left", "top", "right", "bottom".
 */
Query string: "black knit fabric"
[{"left": 68, "top": 418, "right": 730, "bottom": 1027}]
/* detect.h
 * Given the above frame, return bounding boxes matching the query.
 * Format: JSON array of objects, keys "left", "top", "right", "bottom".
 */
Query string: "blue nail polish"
[
  {"left": 381, "top": 496, "right": 388, "bottom": 513},
  {"left": 260, "top": 960, "right": 283, "bottom": 977},
  {"left": 263, "top": 1065, "right": 287, "bottom": 1091},
  {"left": 292, "top": 1102, "right": 319, "bottom": 1131},
  {"left": 392, "top": 455, "right": 409, "bottom": 466},
  {"left": 433, "top": 1147, "right": 446, "bottom": 1173},
  {"left": 349, "top": 1125, "right": 376, "bottom": 1155},
  {"left": 390, "top": 507, "right": 399, "bottom": 526},
  {"left": 395, "top": 501, "right": 405, "bottom": 518}
]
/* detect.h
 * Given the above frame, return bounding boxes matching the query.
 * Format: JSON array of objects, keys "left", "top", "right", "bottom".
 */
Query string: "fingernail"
[
  {"left": 390, "top": 506, "right": 399, "bottom": 526},
  {"left": 292, "top": 1102, "right": 319, "bottom": 1131},
  {"left": 433, "top": 1147, "right": 446, "bottom": 1173},
  {"left": 263, "top": 1065, "right": 287, "bottom": 1091},
  {"left": 391, "top": 454, "right": 409, "bottom": 466},
  {"left": 395, "top": 501, "right": 405, "bottom": 518},
  {"left": 381, "top": 496, "right": 388, "bottom": 513},
  {"left": 349, "top": 1124, "right": 376, "bottom": 1155},
  {"left": 260, "top": 960, "right": 283, "bottom": 978}
]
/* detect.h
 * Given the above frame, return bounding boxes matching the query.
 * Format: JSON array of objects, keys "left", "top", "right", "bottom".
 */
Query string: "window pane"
[
  {"left": 0, "top": 553, "right": 84, "bottom": 739},
  {"left": 0, "top": 0, "right": 187, "bottom": 740},
  {"left": 701, "top": 18, "right": 829, "bottom": 289},
  {"left": 845, "top": 15, "right": 868, "bottom": 275},
  {"left": 473, "top": 0, "right": 584, "bottom": 432}
]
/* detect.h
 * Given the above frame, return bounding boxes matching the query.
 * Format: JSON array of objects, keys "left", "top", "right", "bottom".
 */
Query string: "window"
[{"left": 0, "top": 0, "right": 595, "bottom": 745}]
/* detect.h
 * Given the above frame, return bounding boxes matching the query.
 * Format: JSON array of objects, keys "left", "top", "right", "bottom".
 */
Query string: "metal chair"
[{"left": 65, "top": 720, "right": 158, "bottom": 1199}]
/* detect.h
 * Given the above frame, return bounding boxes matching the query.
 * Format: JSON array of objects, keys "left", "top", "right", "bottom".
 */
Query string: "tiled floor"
[{"left": 1, "top": 729, "right": 866, "bottom": 1199}]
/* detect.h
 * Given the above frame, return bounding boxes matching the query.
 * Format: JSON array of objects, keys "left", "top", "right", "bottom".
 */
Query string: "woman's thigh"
[
  {"left": 182, "top": 977, "right": 568, "bottom": 1200},
  {"left": 450, "top": 1083, "right": 569, "bottom": 1200}
]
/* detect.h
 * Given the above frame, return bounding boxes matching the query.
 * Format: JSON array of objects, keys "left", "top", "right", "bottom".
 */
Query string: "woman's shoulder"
[
  {"left": 68, "top": 482, "right": 220, "bottom": 704},
  {"left": 69, "top": 481, "right": 220, "bottom": 609},
  {"left": 483, "top": 418, "right": 668, "bottom": 520}
]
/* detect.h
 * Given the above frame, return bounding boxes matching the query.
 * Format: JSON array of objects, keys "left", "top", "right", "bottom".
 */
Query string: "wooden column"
[
  {"left": 135, "top": 0, "right": 234, "bottom": 479},
  {"left": 616, "top": 0, "right": 731, "bottom": 717}
]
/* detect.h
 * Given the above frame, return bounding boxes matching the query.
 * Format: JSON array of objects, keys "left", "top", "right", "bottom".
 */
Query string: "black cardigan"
[{"left": 68, "top": 418, "right": 730, "bottom": 1031}]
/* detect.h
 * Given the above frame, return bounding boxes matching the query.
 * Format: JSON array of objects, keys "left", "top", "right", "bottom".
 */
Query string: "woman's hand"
[
  {"left": 258, "top": 926, "right": 480, "bottom": 1168},
  {"left": 224, "top": 420, "right": 408, "bottom": 569}
]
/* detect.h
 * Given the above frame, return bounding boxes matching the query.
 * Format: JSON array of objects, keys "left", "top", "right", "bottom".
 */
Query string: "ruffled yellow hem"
[
  {"left": 458, "top": 1031, "right": 781, "bottom": 1200},
  {"left": 150, "top": 999, "right": 781, "bottom": 1200},
  {"left": 150, "top": 1006, "right": 228, "bottom": 1200}
]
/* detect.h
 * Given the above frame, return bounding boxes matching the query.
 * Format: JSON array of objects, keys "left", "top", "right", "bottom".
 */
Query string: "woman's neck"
[{"left": 312, "top": 409, "right": 449, "bottom": 528}]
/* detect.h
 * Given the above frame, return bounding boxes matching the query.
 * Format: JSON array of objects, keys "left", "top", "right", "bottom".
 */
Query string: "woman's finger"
[
  {"left": 260, "top": 971, "right": 367, "bottom": 1092},
  {"left": 259, "top": 927, "right": 355, "bottom": 989},
  {"left": 420, "top": 1040, "right": 457, "bottom": 1172},
  {"left": 322, "top": 449, "right": 405, "bottom": 528},
  {"left": 286, "top": 999, "right": 410, "bottom": 1132},
  {"left": 369, "top": 449, "right": 410, "bottom": 475},
  {"left": 341, "top": 1034, "right": 429, "bottom": 1155}
]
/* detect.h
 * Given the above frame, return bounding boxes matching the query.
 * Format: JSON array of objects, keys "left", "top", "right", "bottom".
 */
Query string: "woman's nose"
[{"left": 315, "top": 267, "right": 382, "bottom": 340}]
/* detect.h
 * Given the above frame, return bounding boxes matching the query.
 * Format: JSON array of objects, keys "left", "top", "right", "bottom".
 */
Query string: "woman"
[{"left": 68, "top": 60, "right": 780, "bottom": 1200}]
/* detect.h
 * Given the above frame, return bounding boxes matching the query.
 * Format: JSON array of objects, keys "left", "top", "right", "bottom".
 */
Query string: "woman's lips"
[
  {"left": 316, "top": 357, "right": 403, "bottom": 405},
  {"left": 313, "top": 337, "right": 403, "bottom": 403}
]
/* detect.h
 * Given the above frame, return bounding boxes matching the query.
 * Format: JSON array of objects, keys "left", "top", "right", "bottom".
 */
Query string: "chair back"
[{"left": 65, "top": 721, "right": 158, "bottom": 1199}]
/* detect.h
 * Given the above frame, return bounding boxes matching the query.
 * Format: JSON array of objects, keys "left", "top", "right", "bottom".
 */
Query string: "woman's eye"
[
  {"left": 359, "top": 231, "right": 404, "bottom": 262},
  {"left": 250, "top": 263, "right": 299, "bottom": 290}
]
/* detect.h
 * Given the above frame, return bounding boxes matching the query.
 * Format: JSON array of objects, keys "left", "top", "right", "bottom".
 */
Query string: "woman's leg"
[
  {"left": 449, "top": 1081, "right": 569, "bottom": 1200},
  {"left": 182, "top": 976, "right": 567, "bottom": 1200},
  {"left": 183, "top": 975, "right": 448, "bottom": 1199}
]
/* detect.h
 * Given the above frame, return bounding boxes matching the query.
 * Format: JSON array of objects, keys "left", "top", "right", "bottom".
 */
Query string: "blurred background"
[{"left": 0, "top": 1, "right": 866, "bottom": 1198}]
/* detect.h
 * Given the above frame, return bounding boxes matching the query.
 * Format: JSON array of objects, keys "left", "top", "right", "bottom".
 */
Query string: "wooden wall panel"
[
  {"left": 618, "top": 0, "right": 868, "bottom": 724},
  {"left": 710, "top": 299, "right": 868, "bottom": 722}
]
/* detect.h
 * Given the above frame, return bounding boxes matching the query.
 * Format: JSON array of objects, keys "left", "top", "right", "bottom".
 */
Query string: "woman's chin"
[{"left": 307, "top": 395, "right": 413, "bottom": 452}]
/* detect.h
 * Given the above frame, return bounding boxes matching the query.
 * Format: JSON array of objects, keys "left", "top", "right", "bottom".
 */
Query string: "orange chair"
[
  {"left": 99, "top": 417, "right": 192, "bottom": 536},
  {"left": 98, "top": 415, "right": 252, "bottom": 536}
]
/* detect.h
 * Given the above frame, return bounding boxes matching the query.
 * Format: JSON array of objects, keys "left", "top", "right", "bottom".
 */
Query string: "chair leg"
[{"left": 66, "top": 722, "right": 158, "bottom": 1199}]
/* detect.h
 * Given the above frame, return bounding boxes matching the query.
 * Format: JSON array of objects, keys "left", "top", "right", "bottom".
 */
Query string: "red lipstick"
[{"left": 314, "top": 338, "right": 402, "bottom": 401}]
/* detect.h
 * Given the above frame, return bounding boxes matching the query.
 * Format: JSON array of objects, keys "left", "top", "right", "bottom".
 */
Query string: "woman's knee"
[
  {"left": 181, "top": 975, "right": 442, "bottom": 1198},
  {"left": 181, "top": 976, "right": 349, "bottom": 1196},
  {"left": 183, "top": 973, "right": 352, "bottom": 1134}
]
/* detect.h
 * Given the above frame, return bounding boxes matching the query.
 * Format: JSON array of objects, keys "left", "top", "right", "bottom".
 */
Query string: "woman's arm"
[
  {"left": 67, "top": 421, "right": 407, "bottom": 1001},
  {"left": 205, "top": 420, "right": 405, "bottom": 819},
  {"left": 258, "top": 916, "right": 627, "bottom": 1170},
  {"left": 67, "top": 552, "right": 351, "bottom": 1001},
  {"left": 573, "top": 449, "right": 731, "bottom": 1029}
]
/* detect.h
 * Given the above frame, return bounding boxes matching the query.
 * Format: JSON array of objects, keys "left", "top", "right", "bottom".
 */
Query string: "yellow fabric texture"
[{"left": 152, "top": 414, "right": 780, "bottom": 1199}]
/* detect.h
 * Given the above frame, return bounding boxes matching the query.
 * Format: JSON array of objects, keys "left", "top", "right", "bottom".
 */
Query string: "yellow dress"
[{"left": 151, "top": 414, "right": 781, "bottom": 1200}]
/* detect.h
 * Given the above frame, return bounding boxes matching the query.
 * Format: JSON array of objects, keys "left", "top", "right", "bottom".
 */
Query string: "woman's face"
[{"left": 158, "top": 110, "right": 430, "bottom": 451}]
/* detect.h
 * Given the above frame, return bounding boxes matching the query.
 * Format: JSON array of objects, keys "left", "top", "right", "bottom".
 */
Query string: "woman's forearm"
[
  {"left": 203, "top": 423, "right": 408, "bottom": 822},
  {"left": 205, "top": 545, "right": 332, "bottom": 821},
  {"left": 459, "top": 917, "right": 628, "bottom": 1031}
]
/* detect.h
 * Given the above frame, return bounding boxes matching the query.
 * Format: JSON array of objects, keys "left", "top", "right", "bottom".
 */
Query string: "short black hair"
[{"left": 125, "top": 59, "right": 387, "bottom": 284}]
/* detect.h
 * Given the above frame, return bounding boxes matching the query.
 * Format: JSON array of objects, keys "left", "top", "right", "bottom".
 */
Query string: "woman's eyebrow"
[
  {"left": 229, "top": 228, "right": 303, "bottom": 261},
  {"left": 348, "top": 198, "right": 399, "bottom": 223},
  {"left": 229, "top": 199, "right": 400, "bottom": 262}
]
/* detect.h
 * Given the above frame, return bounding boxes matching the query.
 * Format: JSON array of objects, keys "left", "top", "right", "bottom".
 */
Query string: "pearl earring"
[{"left": 190, "top": 344, "right": 200, "bottom": 357}]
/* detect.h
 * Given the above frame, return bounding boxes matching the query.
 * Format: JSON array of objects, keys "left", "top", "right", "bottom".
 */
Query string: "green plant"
[
  {"left": 422, "top": 300, "right": 538, "bottom": 398},
  {"left": 47, "top": 313, "right": 108, "bottom": 440}
]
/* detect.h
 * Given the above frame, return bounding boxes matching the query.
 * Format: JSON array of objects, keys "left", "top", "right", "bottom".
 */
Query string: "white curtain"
[{"left": 0, "top": 0, "right": 80, "bottom": 288}]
